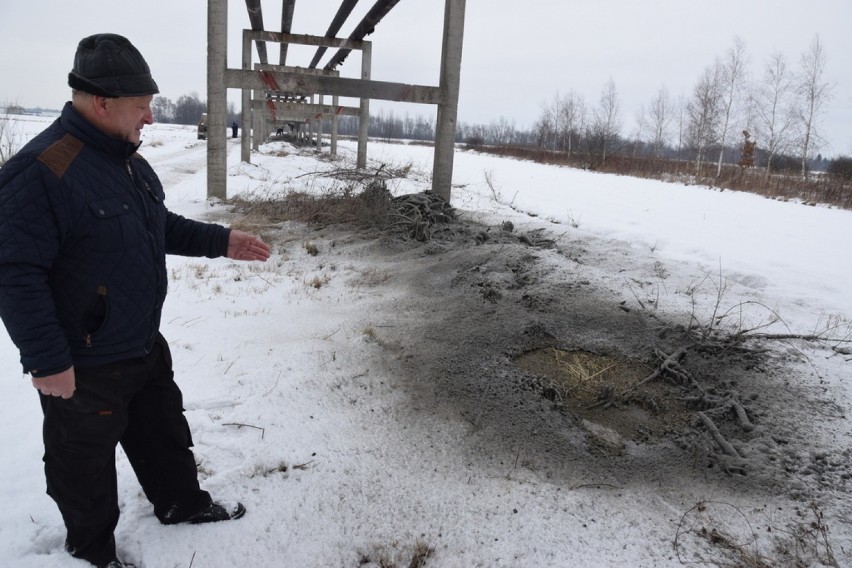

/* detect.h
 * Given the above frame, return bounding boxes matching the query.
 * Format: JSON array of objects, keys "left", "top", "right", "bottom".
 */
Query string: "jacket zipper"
[
  {"left": 84, "top": 285, "right": 109, "bottom": 347},
  {"left": 125, "top": 159, "right": 164, "bottom": 350}
]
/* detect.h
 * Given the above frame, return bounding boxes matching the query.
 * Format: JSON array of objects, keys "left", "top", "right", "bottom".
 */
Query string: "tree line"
[
  {"left": 478, "top": 35, "right": 842, "bottom": 180},
  {"left": 151, "top": 92, "right": 240, "bottom": 126}
]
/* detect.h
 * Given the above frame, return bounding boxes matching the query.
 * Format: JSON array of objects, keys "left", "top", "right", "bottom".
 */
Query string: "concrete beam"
[
  {"left": 245, "top": 30, "right": 366, "bottom": 50},
  {"left": 224, "top": 69, "right": 441, "bottom": 104},
  {"left": 243, "top": 0, "right": 268, "bottom": 64},
  {"left": 255, "top": 63, "right": 339, "bottom": 76},
  {"left": 251, "top": 100, "right": 360, "bottom": 119}
]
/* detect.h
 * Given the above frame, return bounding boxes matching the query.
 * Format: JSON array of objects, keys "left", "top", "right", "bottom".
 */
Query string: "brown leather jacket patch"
[{"left": 37, "top": 134, "right": 84, "bottom": 179}]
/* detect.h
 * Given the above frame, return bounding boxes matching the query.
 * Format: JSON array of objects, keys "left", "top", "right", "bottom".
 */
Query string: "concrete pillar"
[
  {"left": 317, "top": 94, "right": 324, "bottom": 151},
  {"left": 310, "top": 94, "right": 317, "bottom": 147},
  {"left": 330, "top": 95, "right": 339, "bottom": 158},
  {"left": 252, "top": 92, "right": 261, "bottom": 151},
  {"left": 241, "top": 30, "right": 251, "bottom": 163},
  {"left": 432, "top": 0, "right": 466, "bottom": 201},
  {"left": 357, "top": 42, "right": 371, "bottom": 169},
  {"left": 207, "top": 0, "right": 228, "bottom": 199}
]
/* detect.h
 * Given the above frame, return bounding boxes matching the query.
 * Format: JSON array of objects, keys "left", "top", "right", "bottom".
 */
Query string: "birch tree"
[
  {"left": 487, "top": 116, "right": 516, "bottom": 146},
  {"left": 795, "top": 35, "right": 833, "bottom": 179},
  {"left": 687, "top": 63, "right": 723, "bottom": 174},
  {"left": 753, "top": 51, "right": 796, "bottom": 177},
  {"left": 534, "top": 93, "right": 562, "bottom": 150},
  {"left": 715, "top": 37, "right": 748, "bottom": 177},
  {"left": 587, "top": 78, "right": 622, "bottom": 167},
  {"left": 533, "top": 110, "right": 555, "bottom": 149},
  {"left": 647, "top": 86, "right": 675, "bottom": 159},
  {"left": 555, "top": 91, "right": 586, "bottom": 155}
]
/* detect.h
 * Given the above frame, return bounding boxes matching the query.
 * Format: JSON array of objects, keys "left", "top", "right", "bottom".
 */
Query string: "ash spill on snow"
[{"left": 355, "top": 220, "right": 852, "bottom": 503}]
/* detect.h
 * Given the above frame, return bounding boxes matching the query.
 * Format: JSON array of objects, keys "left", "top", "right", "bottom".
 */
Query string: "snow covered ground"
[{"left": 1, "top": 114, "right": 850, "bottom": 567}]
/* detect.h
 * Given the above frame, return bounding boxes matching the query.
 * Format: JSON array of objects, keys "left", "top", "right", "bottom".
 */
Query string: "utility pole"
[
  {"left": 207, "top": 0, "right": 228, "bottom": 199},
  {"left": 432, "top": 0, "right": 466, "bottom": 201}
]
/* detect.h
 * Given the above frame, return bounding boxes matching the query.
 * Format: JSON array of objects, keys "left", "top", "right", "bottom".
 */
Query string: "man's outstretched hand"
[{"left": 227, "top": 230, "right": 271, "bottom": 262}]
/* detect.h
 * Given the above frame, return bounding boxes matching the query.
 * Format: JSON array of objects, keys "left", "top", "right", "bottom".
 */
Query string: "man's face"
[{"left": 102, "top": 95, "right": 154, "bottom": 144}]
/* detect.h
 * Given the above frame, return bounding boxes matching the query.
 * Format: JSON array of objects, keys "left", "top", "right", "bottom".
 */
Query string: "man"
[{"left": 0, "top": 34, "right": 271, "bottom": 567}]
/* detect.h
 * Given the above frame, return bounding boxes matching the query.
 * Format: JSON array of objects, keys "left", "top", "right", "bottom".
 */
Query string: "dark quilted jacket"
[{"left": 0, "top": 102, "right": 230, "bottom": 377}]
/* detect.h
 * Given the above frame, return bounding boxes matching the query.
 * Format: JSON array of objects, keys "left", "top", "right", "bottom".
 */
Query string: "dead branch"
[
  {"left": 222, "top": 422, "right": 266, "bottom": 439},
  {"left": 730, "top": 401, "right": 756, "bottom": 432},
  {"left": 697, "top": 411, "right": 741, "bottom": 459},
  {"left": 741, "top": 332, "right": 852, "bottom": 343},
  {"left": 622, "top": 347, "right": 688, "bottom": 396}
]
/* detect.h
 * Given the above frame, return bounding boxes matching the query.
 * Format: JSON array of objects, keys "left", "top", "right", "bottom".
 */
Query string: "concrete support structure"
[
  {"left": 232, "top": 31, "right": 379, "bottom": 171},
  {"left": 248, "top": 63, "right": 344, "bottom": 157},
  {"left": 207, "top": 1, "right": 466, "bottom": 201}
]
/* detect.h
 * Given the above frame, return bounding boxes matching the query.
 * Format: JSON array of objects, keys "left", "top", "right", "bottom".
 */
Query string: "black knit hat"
[{"left": 68, "top": 33, "right": 159, "bottom": 97}]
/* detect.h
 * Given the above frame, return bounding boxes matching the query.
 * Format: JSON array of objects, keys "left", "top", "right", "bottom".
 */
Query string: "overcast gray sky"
[{"left": 1, "top": 1, "right": 850, "bottom": 156}]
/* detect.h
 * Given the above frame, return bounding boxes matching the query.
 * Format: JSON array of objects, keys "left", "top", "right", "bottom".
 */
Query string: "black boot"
[
  {"left": 99, "top": 560, "right": 136, "bottom": 568},
  {"left": 161, "top": 501, "right": 246, "bottom": 525}
]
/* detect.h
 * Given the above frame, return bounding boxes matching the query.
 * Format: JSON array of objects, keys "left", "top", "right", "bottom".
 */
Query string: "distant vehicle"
[{"left": 197, "top": 113, "right": 208, "bottom": 140}]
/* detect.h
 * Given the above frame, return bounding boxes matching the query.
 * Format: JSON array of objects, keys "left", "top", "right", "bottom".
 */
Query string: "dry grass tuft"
[
  {"left": 303, "top": 241, "right": 319, "bottom": 256},
  {"left": 309, "top": 275, "right": 330, "bottom": 289},
  {"left": 516, "top": 348, "right": 646, "bottom": 405},
  {"left": 408, "top": 541, "right": 433, "bottom": 568},
  {"left": 356, "top": 539, "right": 435, "bottom": 568},
  {"left": 227, "top": 179, "right": 394, "bottom": 232}
]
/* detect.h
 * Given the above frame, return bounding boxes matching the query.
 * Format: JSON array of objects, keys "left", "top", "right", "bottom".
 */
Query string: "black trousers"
[{"left": 39, "top": 334, "right": 211, "bottom": 565}]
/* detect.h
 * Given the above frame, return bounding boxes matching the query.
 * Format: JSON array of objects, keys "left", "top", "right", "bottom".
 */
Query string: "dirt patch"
[{"left": 514, "top": 348, "right": 693, "bottom": 446}]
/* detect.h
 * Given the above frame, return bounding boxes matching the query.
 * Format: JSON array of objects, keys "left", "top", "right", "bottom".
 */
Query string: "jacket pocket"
[
  {"left": 88, "top": 197, "right": 135, "bottom": 252},
  {"left": 83, "top": 285, "right": 109, "bottom": 347}
]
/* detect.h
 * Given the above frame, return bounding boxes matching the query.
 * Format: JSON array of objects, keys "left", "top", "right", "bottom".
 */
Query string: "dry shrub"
[{"left": 228, "top": 179, "right": 393, "bottom": 231}]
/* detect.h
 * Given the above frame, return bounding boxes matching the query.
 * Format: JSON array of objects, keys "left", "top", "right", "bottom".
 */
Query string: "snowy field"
[{"left": 0, "top": 113, "right": 850, "bottom": 567}]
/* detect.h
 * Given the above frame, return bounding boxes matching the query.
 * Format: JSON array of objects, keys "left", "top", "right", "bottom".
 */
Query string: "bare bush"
[{"left": 0, "top": 115, "right": 22, "bottom": 167}]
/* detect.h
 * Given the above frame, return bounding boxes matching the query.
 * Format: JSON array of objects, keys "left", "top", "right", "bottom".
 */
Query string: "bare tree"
[
  {"left": 647, "top": 86, "right": 675, "bottom": 159},
  {"left": 487, "top": 116, "right": 516, "bottom": 146},
  {"left": 533, "top": 110, "right": 555, "bottom": 150},
  {"left": 555, "top": 91, "right": 586, "bottom": 155},
  {"left": 687, "top": 63, "right": 723, "bottom": 175},
  {"left": 152, "top": 96, "right": 176, "bottom": 124},
  {"left": 715, "top": 37, "right": 748, "bottom": 177},
  {"left": 795, "top": 35, "right": 833, "bottom": 179},
  {"left": 534, "top": 92, "right": 587, "bottom": 153},
  {"left": 633, "top": 103, "right": 648, "bottom": 158},
  {"left": 0, "top": 112, "right": 21, "bottom": 167},
  {"left": 587, "top": 78, "right": 622, "bottom": 167},
  {"left": 676, "top": 93, "right": 687, "bottom": 158},
  {"left": 173, "top": 92, "right": 206, "bottom": 125},
  {"left": 753, "top": 50, "right": 796, "bottom": 177},
  {"left": 533, "top": 94, "right": 559, "bottom": 150}
]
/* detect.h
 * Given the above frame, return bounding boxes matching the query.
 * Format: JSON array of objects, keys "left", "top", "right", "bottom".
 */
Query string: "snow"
[{"left": 1, "top": 115, "right": 850, "bottom": 567}]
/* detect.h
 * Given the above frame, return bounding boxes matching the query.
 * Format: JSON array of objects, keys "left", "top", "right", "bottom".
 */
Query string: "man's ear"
[{"left": 91, "top": 95, "right": 111, "bottom": 118}]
